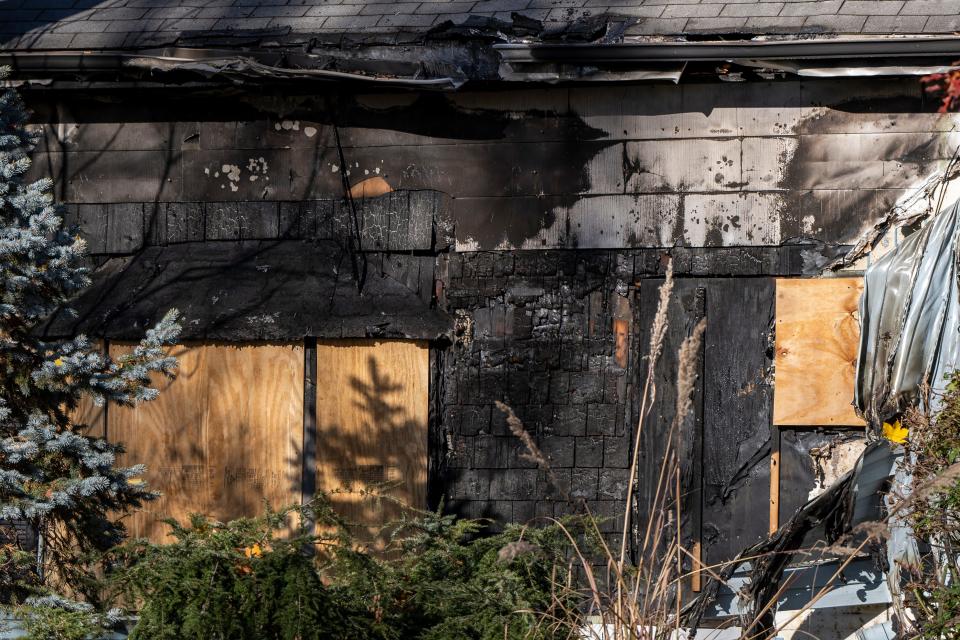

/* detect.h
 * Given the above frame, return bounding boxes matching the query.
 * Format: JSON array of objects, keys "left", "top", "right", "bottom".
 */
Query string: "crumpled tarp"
[
  {"left": 852, "top": 195, "right": 960, "bottom": 635},
  {"left": 856, "top": 198, "right": 960, "bottom": 427}
]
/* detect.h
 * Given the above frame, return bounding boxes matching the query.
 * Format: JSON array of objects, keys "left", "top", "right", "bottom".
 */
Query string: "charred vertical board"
[
  {"left": 428, "top": 347, "right": 445, "bottom": 511},
  {"left": 634, "top": 279, "right": 704, "bottom": 575},
  {"left": 702, "top": 278, "right": 775, "bottom": 568},
  {"left": 689, "top": 288, "right": 706, "bottom": 592}
]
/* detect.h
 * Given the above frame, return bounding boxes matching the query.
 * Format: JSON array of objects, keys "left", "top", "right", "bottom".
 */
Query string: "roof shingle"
[{"left": 4, "top": 0, "right": 960, "bottom": 52}]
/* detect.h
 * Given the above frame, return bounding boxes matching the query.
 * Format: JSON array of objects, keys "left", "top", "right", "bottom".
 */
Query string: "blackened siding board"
[
  {"left": 636, "top": 278, "right": 773, "bottom": 570},
  {"left": 26, "top": 79, "right": 960, "bottom": 254},
  {"left": 635, "top": 279, "right": 704, "bottom": 575},
  {"left": 702, "top": 279, "right": 775, "bottom": 567}
]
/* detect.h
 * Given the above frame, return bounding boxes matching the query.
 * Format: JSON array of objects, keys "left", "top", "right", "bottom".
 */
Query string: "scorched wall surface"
[{"left": 20, "top": 75, "right": 955, "bottom": 564}]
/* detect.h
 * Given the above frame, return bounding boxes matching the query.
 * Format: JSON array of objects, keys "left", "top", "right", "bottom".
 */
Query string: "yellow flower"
[
  {"left": 244, "top": 543, "right": 262, "bottom": 558},
  {"left": 53, "top": 358, "right": 63, "bottom": 367},
  {"left": 883, "top": 420, "right": 909, "bottom": 444}
]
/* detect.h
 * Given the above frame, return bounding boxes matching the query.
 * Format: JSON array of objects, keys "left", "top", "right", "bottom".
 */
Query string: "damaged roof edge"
[
  {"left": 499, "top": 36, "right": 960, "bottom": 80},
  {"left": 495, "top": 36, "right": 960, "bottom": 63},
  {"left": 0, "top": 49, "right": 464, "bottom": 90},
  {"left": 5, "top": 35, "right": 960, "bottom": 87}
]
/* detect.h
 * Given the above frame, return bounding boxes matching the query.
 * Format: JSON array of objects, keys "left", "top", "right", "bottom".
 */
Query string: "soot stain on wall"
[{"left": 782, "top": 90, "right": 956, "bottom": 247}]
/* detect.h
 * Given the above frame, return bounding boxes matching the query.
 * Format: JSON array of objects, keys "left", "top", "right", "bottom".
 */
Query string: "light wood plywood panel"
[
  {"left": 773, "top": 278, "right": 865, "bottom": 426},
  {"left": 315, "top": 340, "right": 428, "bottom": 544},
  {"left": 72, "top": 395, "right": 106, "bottom": 439},
  {"left": 108, "top": 343, "right": 303, "bottom": 542}
]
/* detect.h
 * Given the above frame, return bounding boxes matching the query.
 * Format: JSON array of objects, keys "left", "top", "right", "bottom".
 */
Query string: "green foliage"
[
  {"left": 110, "top": 509, "right": 336, "bottom": 640},
  {"left": 108, "top": 501, "right": 586, "bottom": 640},
  {"left": 905, "top": 371, "right": 960, "bottom": 637},
  {"left": 914, "top": 582, "right": 960, "bottom": 640},
  {"left": 19, "top": 606, "right": 102, "bottom": 640},
  {"left": 14, "top": 596, "right": 119, "bottom": 640},
  {"left": 0, "top": 66, "right": 181, "bottom": 604}
]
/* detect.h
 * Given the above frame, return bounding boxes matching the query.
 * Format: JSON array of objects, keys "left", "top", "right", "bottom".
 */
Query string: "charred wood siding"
[
  {"left": 24, "top": 78, "right": 956, "bottom": 253},
  {"left": 635, "top": 278, "right": 774, "bottom": 570},
  {"left": 18, "top": 75, "right": 952, "bottom": 559}
]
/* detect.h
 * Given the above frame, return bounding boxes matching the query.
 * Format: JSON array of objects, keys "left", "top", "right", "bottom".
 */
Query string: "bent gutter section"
[
  {"left": 496, "top": 36, "right": 960, "bottom": 63},
  {"left": 5, "top": 36, "right": 960, "bottom": 87},
  {"left": 0, "top": 50, "right": 462, "bottom": 89}
]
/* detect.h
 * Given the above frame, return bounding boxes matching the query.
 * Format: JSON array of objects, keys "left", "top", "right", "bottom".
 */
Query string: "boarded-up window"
[
  {"left": 773, "top": 278, "right": 865, "bottom": 426},
  {"left": 315, "top": 340, "right": 428, "bottom": 542},
  {"left": 109, "top": 343, "right": 304, "bottom": 542},
  {"left": 105, "top": 339, "right": 428, "bottom": 544}
]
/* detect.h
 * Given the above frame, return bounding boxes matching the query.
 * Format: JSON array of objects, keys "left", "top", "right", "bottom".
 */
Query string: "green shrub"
[
  {"left": 905, "top": 372, "right": 960, "bottom": 638},
  {"left": 13, "top": 595, "right": 121, "bottom": 640},
  {"left": 107, "top": 501, "right": 587, "bottom": 640}
]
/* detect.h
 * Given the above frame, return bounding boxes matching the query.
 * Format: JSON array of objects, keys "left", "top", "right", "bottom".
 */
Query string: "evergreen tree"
[{"left": 0, "top": 66, "right": 180, "bottom": 602}]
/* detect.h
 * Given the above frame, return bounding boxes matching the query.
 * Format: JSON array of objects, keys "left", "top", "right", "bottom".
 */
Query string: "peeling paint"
[
  {"left": 221, "top": 164, "right": 241, "bottom": 182},
  {"left": 808, "top": 437, "right": 867, "bottom": 500}
]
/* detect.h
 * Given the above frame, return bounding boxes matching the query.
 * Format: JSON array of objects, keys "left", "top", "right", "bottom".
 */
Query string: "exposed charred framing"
[{"left": 428, "top": 346, "right": 447, "bottom": 512}]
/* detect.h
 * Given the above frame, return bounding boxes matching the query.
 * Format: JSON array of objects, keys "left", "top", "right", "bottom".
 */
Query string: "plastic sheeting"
[
  {"left": 853, "top": 196, "right": 960, "bottom": 635},
  {"left": 855, "top": 199, "right": 960, "bottom": 428}
]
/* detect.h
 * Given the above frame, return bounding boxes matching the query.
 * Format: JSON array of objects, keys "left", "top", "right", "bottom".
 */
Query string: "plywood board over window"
[
  {"left": 315, "top": 340, "right": 428, "bottom": 545},
  {"left": 108, "top": 343, "right": 304, "bottom": 542},
  {"left": 773, "top": 278, "right": 865, "bottom": 427}
]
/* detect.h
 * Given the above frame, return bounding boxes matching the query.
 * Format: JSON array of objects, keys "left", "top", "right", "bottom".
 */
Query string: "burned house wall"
[{"left": 19, "top": 75, "right": 956, "bottom": 556}]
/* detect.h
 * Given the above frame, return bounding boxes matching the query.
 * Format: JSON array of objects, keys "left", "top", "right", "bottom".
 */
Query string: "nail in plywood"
[
  {"left": 315, "top": 340, "right": 428, "bottom": 545},
  {"left": 108, "top": 343, "right": 304, "bottom": 542},
  {"left": 773, "top": 278, "right": 865, "bottom": 426}
]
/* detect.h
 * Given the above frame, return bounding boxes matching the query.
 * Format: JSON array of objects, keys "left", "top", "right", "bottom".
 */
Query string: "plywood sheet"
[
  {"left": 72, "top": 395, "right": 106, "bottom": 439},
  {"left": 315, "top": 340, "right": 428, "bottom": 544},
  {"left": 774, "top": 278, "right": 865, "bottom": 426},
  {"left": 108, "top": 343, "right": 304, "bottom": 542}
]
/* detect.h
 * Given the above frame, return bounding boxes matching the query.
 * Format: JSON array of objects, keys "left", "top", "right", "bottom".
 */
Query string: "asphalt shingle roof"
[{"left": 3, "top": 0, "right": 960, "bottom": 51}]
